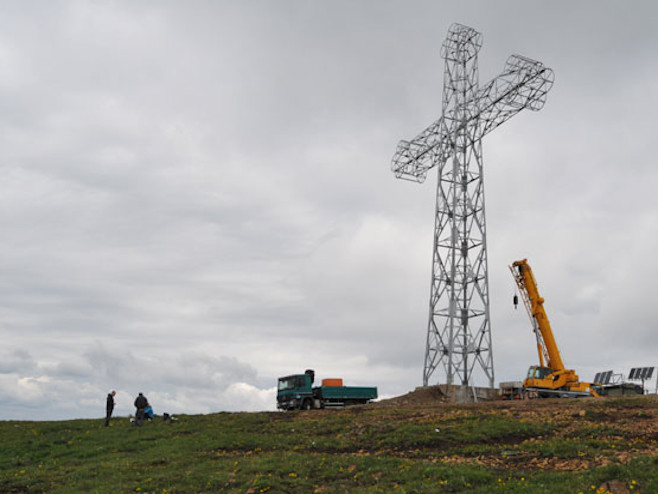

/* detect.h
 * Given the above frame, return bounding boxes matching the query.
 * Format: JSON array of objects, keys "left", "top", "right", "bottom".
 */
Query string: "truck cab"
[{"left": 277, "top": 371, "right": 314, "bottom": 410}]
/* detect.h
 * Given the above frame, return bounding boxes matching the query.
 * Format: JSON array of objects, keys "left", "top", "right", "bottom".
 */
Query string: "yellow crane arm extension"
[{"left": 510, "top": 259, "right": 565, "bottom": 371}]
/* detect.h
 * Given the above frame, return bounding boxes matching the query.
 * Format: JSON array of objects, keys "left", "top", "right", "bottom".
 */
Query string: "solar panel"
[
  {"left": 629, "top": 367, "right": 655, "bottom": 381},
  {"left": 594, "top": 370, "right": 613, "bottom": 385}
]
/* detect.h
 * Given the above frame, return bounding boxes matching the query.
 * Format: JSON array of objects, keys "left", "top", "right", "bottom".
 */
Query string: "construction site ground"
[
  {"left": 4, "top": 389, "right": 658, "bottom": 493},
  {"left": 369, "top": 387, "right": 658, "bottom": 492}
]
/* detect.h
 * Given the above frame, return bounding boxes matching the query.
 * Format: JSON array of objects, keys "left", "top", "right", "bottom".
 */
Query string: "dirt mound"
[
  {"left": 375, "top": 385, "right": 447, "bottom": 407},
  {"left": 374, "top": 384, "right": 500, "bottom": 408}
]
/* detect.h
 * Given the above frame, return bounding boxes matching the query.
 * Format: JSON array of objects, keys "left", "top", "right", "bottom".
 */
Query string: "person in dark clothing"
[
  {"left": 105, "top": 390, "right": 116, "bottom": 427},
  {"left": 134, "top": 392, "right": 148, "bottom": 426}
]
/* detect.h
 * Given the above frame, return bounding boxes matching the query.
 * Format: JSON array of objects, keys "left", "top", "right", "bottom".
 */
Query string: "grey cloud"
[
  {"left": 1, "top": 1, "right": 658, "bottom": 418},
  {"left": 0, "top": 349, "right": 37, "bottom": 374},
  {"left": 0, "top": 342, "right": 273, "bottom": 419}
]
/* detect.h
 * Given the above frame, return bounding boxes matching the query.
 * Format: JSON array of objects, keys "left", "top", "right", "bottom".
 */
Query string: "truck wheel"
[{"left": 302, "top": 399, "right": 312, "bottom": 410}]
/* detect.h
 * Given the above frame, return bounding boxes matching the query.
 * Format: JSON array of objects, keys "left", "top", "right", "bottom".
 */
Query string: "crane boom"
[
  {"left": 510, "top": 259, "right": 565, "bottom": 372},
  {"left": 510, "top": 259, "right": 598, "bottom": 398}
]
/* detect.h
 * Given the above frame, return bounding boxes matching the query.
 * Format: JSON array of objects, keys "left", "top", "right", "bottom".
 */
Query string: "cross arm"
[
  {"left": 391, "top": 54, "right": 554, "bottom": 183},
  {"left": 391, "top": 117, "right": 452, "bottom": 183},
  {"left": 474, "top": 55, "right": 554, "bottom": 137}
]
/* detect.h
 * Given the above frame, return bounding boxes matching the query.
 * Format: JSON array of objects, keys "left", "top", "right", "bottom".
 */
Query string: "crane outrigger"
[{"left": 510, "top": 259, "right": 599, "bottom": 398}]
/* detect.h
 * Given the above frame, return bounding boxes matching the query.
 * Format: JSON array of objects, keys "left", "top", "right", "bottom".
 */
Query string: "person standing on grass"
[
  {"left": 105, "top": 390, "right": 116, "bottom": 427},
  {"left": 134, "top": 392, "right": 148, "bottom": 426}
]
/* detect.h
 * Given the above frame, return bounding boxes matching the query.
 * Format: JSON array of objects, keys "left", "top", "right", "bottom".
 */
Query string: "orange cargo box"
[{"left": 321, "top": 378, "right": 343, "bottom": 387}]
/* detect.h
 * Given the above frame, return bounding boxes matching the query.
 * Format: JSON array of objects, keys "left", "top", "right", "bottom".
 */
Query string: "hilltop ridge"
[{"left": 2, "top": 395, "right": 658, "bottom": 493}]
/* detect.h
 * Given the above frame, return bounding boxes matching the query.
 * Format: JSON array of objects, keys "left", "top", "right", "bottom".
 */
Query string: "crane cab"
[
  {"left": 526, "top": 365, "right": 552, "bottom": 380},
  {"left": 523, "top": 365, "right": 555, "bottom": 388}
]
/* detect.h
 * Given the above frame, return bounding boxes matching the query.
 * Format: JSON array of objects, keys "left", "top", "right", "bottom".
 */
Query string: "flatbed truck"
[{"left": 276, "top": 369, "right": 378, "bottom": 410}]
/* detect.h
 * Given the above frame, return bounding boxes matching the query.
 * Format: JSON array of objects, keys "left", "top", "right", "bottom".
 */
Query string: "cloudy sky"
[{"left": 1, "top": 1, "right": 657, "bottom": 420}]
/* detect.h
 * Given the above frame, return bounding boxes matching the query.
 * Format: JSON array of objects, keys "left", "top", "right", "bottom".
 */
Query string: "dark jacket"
[
  {"left": 106, "top": 393, "right": 114, "bottom": 412},
  {"left": 134, "top": 394, "right": 148, "bottom": 410}
]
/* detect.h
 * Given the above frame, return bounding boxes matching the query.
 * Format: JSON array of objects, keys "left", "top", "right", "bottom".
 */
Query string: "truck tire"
[{"left": 302, "top": 399, "right": 313, "bottom": 410}]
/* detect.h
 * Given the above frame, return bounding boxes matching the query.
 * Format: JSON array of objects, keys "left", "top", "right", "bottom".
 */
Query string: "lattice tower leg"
[{"left": 422, "top": 40, "right": 494, "bottom": 388}]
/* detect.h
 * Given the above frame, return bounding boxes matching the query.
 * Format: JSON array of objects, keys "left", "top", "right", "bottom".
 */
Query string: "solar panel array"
[
  {"left": 629, "top": 367, "right": 655, "bottom": 380},
  {"left": 593, "top": 370, "right": 614, "bottom": 385}
]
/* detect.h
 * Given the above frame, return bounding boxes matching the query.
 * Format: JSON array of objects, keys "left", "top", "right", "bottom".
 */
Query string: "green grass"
[{"left": 2, "top": 397, "right": 658, "bottom": 493}]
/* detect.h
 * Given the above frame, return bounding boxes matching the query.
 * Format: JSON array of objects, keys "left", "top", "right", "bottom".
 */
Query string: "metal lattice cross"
[{"left": 391, "top": 24, "right": 554, "bottom": 388}]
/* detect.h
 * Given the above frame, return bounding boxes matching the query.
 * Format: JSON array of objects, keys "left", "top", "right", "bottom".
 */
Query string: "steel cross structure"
[{"left": 392, "top": 24, "right": 554, "bottom": 388}]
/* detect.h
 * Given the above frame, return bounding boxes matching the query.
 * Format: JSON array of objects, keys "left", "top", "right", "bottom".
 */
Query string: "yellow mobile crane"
[{"left": 510, "top": 259, "right": 599, "bottom": 398}]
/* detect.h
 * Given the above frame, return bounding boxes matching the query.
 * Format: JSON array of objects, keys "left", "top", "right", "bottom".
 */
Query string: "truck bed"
[{"left": 317, "top": 386, "right": 378, "bottom": 400}]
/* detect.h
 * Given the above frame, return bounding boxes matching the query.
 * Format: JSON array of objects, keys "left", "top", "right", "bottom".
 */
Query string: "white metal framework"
[{"left": 392, "top": 24, "right": 554, "bottom": 387}]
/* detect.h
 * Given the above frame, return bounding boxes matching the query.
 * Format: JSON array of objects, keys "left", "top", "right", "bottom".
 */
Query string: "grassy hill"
[{"left": 2, "top": 395, "right": 658, "bottom": 493}]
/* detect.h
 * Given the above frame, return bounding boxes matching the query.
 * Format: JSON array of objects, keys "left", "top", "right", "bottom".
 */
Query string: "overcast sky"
[{"left": 1, "top": 1, "right": 657, "bottom": 420}]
